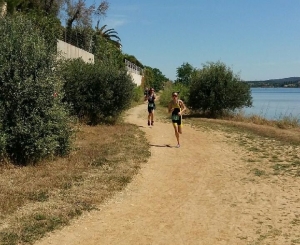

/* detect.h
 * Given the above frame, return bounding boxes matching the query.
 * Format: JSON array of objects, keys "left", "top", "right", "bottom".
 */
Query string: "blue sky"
[{"left": 88, "top": 0, "right": 300, "bottom": 81}]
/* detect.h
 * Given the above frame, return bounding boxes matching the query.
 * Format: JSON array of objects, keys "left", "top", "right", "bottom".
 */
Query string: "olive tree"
[
  {"left": 189, "top": 61, "right": 252, "bottom": 116},
  {"left": 175, "top": 62, "right": 196, "bottom": 86},
  {"left": 61, "top": 59, "right": 135, "bottom": 125},
  {"left": 0, "top": 15, "right": 72, "bottom": 165}
]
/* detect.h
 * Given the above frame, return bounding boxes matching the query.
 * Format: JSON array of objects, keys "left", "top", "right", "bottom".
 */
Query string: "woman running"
[
  {"left": 168, "top": 92, "right": 186, "bottom": 148},
  {"left": 145, "top": 88, "right": 156, "bottom": 126}
]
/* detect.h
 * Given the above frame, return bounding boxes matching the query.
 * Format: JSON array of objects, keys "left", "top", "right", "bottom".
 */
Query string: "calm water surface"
[{"left": 242, "top": 88, "right": 300, "bottom": 120}]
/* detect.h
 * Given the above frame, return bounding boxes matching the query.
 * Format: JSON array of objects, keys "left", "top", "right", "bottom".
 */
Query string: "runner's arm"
[
  {"left": 178, "top": 100, "right": 186, "bottom": 115},
  {"left": 168, "top": 101, "right": 173, "bottom": 113}
]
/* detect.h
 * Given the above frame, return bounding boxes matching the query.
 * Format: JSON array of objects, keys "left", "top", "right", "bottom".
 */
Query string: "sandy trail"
[{"left": 35, "top": 103, "right": 299, "bottom": 245}]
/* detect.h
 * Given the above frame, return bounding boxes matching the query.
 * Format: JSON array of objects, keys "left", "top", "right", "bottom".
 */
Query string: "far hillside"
[{"left": 246, "top": 77, "right": 300, "bottom": 88}]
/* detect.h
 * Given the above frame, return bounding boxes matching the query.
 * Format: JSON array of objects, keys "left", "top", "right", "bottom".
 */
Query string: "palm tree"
[{"left": 95, "top": 23, "right": 121, "bottom": 48}]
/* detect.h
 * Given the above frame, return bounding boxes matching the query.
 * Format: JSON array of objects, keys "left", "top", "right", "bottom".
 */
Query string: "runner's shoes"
[
  {"left": 176, "top": 144, "right": 180, "bottom": 148},
  {"left": 148, "top": 121, "right": 150, "bottom": 126},
  {"left": 151, "top": 121, "right": 154, "bottom": 126}
]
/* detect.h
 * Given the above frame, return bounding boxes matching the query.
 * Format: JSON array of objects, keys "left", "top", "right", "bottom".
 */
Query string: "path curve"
[{"left": 34, "top": 103, "right": 265, "bottom": 245}]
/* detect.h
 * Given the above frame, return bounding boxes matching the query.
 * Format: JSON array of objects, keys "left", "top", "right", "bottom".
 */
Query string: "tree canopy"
[
  {"left": 143, "top": 66, "right": 168, "bottom": 91},
  {"left": 175, "top": 62, "right": 196, "bottom": 86},
  {"left": 189, "top": 61, "right": 252, "bottom": 116}
]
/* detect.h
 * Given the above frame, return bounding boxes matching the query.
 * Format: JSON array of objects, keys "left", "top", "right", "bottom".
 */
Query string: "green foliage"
[
  {"left": 18, "top": 0, "right": 63, "bottom": 16},
  {"left": 189, "top": 61, "right": 252, "bottom": 116},
  {"left": 67, "top": 26, "right": 94, "bottom": 52},
  {"left": 132, "top": 86, "right": 144, "bottom": 103},
  {"left": 61, "top": 59, "right": 135, "bottom": 125},
  {"left": 143, "top": 66, "right": 168, "bottom": 92},
  {"left": 26, "top": 11, "right": 63, "bottom": 49},
  {"left": 159, "top": 82, "right": 189, "bottom": 107},
  {"left": 93, "top": 35, "right": 124, "bottom": 69},
  {"left": 6, "top": 0, "right": 22, "bottom": 14},
  {"left": 6, "top": 0, "right": 62, "bottom": 15},
  {"left": 123, "top": 54, "right": 144, "bottom": 68},
  {"left": 0, "top": 16, "right": 73, "bottom": 165},
  {"left": 175, "top": 62, "right": 196, "bottom": 86},
  {"left": 0, "top": 130, "right": 6, "bottom": 159},
  {"left": 95, "top": 24, "right": 121, "bottom": 49}
]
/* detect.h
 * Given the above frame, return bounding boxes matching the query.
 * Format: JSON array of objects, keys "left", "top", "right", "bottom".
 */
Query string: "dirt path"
[{"left": 35, "top": 104, "right": 300, "bottom": 245}]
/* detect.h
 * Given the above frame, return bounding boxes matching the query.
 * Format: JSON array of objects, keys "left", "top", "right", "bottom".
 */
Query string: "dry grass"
[
  {"left": 157, "top": 102, "right": 300, "bottom": 170},
  {"left": 182, "top": 113, "right": 300, "bottom": 244},
  {"left": 192, "top": 117, "right": 300, "bottom": 145},
  {"left": 184, "top": 117, "right": 300, "bottom": 177},
  {"left": 0, "top": 123, "right": 150, "bottom": 245},
  {"left": 1, "top": 102, "right": 299, "bottom": 244},
  {"left": 157, "top": 103, "right": 300, "bottom": 176},
  {"left": 223, "top": 110, "right": 300, "bottom": 129}
]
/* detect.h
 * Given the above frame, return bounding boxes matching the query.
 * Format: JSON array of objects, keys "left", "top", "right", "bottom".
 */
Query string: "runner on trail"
[
  {"left": 168, "top": 92, "right": 186, "bottom": 148},
  {"left": 145, "top": 88, "right": 156, "bottom": 126}
]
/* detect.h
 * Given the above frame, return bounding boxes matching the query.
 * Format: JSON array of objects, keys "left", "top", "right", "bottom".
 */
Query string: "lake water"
[{"left": 241, "top": 88, "right": 300, "bottom": 120}]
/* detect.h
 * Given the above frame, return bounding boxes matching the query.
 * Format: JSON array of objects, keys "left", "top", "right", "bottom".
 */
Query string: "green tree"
[
  {"left": 92, "top": 34, "right": 124, "bottom": 68},
  {"left": 27, "top": 11, "right": 63, "bottom": 49},
  {"left": 95, "top": 24, "right": 121, "bottom": 48},
  {"left": 61, "top": 59, "right": 134, "bottom": 125},
  {"left": 175, "top": 62, "right": 196, "bottom": 86},
  {"left": 5, "top": 0, "right": 23, "bottom": 14},
  {"left": 123, "top": 54, "right": 144, "bottom": 68},
  {"left": 159, "top": 82, "right": 189, "bottom": 107},
  {"left": 143, "top": 66, "right": 168, "bottom": 91},
  {"left": 64, "top": 0, "right": 108, "bottom": 46},
  {"left": 0, "top": 15, "right": 72, "bottom": 164},
  {"left": 189, "top": 61, "right": 252, "bottom": 116},
  {"left": 15, "top": 0, "right": 64, "bottom": 15},
  {"left": 142, "top": 67, "right": 154, "bottom": 89}
]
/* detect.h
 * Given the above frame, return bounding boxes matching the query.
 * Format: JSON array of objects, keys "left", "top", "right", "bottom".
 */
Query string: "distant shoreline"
[{"left": 245, "top": 77, "right": 300, "bottom": 88}]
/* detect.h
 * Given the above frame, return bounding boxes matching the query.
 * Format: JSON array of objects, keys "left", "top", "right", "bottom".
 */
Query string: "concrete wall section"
[
  {"left": 57, "top": 39, "right": 142, "bottom": 86},
  {"left": 57, "top": 39, "right": 94, "bottom": 64},
  {"left": 128, "top": 72, "right": 142, "bottom": 86}
]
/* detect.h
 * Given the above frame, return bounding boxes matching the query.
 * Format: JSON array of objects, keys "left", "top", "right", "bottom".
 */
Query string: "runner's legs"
[
  {"left": 151, "top": 110, "right": 154, "bottom": 125},
  {"left": 172, "top": 123, "right": 180, "bottom": 145}
]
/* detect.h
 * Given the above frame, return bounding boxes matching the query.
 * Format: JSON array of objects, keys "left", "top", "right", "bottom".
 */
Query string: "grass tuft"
[{"left": 0, "top": 123, "right": 150, "bottom": 245}]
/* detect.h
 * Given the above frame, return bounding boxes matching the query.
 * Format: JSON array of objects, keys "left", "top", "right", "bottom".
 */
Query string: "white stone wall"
[
  {"left": 57, "top": 39, "right": 94, "bottom": 64},
  {"left": 128, "top": 72, "right": 142, "bottom": 86},
  {"left": 125, "top": 59, "right": 143, "bottom": 86},
  {"left": 57, "top": 39, "right": 143, "bottom": 86}
]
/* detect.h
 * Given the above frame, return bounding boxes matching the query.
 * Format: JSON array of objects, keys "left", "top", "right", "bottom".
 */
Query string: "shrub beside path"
[{"left": 35, "top": 103, "right": 300, "bottom": 245}]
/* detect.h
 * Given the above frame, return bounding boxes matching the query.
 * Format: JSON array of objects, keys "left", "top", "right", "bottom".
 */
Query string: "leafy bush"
[
  {"left": 93, "top": 35, "right": 125, "bottom": 69},
  {"left": 143, "top": 66, "right": 167, "bottom": 92},
  {"left": 189, "top": 61, "right": 252, "bottom": 116},
  {"left": 0, "top": 130, "right": 6, "bottom": 159},
  {"left": 0, "top": 15, "right": 73, "bottom": 165},
  {"left": 175, "top": 62, "right": 196, "bottom": 86},
  {"left": 61, "top": 59, "right": 135, "bottom": 124},
  {"left": 159, "top": 83, "right": 189, "bottom": 107},
  {"left": 132, "top": 85, "right": 144, "bottom": 103},
  {"left": 26, "top": 11, "right": 63, "bottom": 50}
]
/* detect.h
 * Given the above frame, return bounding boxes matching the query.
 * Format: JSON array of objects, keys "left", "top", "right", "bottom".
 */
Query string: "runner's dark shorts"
[
  {"left": 148, "top": 103, "right": 156, "bottom": 113},
  {"left": 172, "top": 114, "right": 182, "bottom": 126}
]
